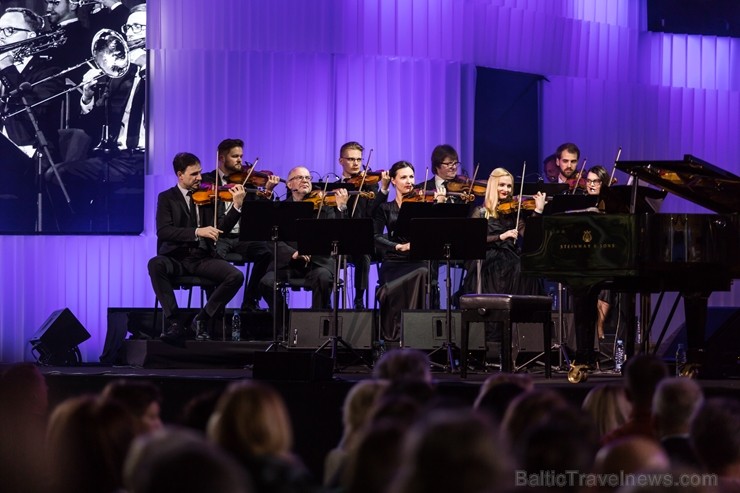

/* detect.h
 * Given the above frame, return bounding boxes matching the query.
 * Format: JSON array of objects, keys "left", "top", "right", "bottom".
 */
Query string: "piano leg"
[
  {"left": 572, "top": 286, "right": 598, "bottom": 365},
  {"left": 683, "top": 291, "right": 709, "bottom": 369}
]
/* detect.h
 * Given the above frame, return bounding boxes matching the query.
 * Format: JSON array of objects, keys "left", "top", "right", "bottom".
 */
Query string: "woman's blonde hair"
[
  {"left": 207, "top": 380, "right": 293, "bottom": 459},
  {"left": 483, "top": 168, "right": 514, "bottom": 218}
]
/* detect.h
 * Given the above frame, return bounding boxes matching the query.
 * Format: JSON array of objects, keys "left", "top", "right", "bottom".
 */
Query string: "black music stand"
[
  {"left": 396, "top": 202, "right": 471, "bottom": 308},
  {"left": 240, "top": 200, "right": 314, "bottom": 350},
  {"left": 514, "top": 182, "right": 569, "bottom": 196},
  {"left": 295, "top": 218, "right": 375, "bottom": 370},
  {"left": 410, "top": 217, "right": 487, "bottom": 371}
]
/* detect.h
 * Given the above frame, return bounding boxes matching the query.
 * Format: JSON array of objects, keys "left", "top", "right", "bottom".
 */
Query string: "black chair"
[{"left": 459, "top": 294, "right": 553, "bottom": 378}]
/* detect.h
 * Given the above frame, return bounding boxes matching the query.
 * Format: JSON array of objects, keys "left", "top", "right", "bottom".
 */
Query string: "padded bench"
[{"left": 459, "top": 294, "right": 553, "bottom": 378}]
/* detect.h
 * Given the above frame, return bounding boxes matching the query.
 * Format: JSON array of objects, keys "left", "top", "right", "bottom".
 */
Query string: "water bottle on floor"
[
  {"left": 614, "top": 339, "right": 625, "bottom": 373},
  {"left": 231, "top": 310, "right": 241, "bottom": 342},
  {"left": 675, "top": 343, "right": 687, "bottom": 376}
]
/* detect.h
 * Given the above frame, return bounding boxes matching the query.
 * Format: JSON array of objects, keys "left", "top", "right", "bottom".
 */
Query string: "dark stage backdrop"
[
  {"left": 474, "top": 67, "right": 543, "bottom": 183},
  {"left": 1, "top": 0, "right": 739, "bottom": 364}
]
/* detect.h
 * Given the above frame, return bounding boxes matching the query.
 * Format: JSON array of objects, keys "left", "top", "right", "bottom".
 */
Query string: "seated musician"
[
  {"left": 555, "top": 142, "right": 587, "bottom": 194},
  {"left": 459, "top": 168, "right": 546, "bottom": 340},
  {"left": 373, "top": 161, "right": 439, "bottom": 341},
  {"left": 148, "top": 152, "right": 246, "bottom": 346},
  {"left": 258, "top": 166, "right": 348, "bottom": 319},
  {"left": 337, "top": 141, "right": 390, "bottom": 309},
  {"left": 201, "top": 138, "right": 278, "bottom": 312},
  {"left": 421, "top": 144, "right": 466, "bottom": 202}
]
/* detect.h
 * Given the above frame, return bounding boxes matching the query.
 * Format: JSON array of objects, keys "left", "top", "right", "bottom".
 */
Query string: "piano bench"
[{"left": 459, "top": 294, "right": 553, "bottom": 379}]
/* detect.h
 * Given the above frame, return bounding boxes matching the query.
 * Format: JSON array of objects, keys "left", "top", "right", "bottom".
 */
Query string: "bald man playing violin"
[
  {"left": 338, "top": 141, "right": 391, "bottom": 309},
  {"left": 148, "top": 152, "right": 247, "bottom": 346},
  {"left": 201, "top": 138, "right": 279, "bottom": 312},
  {"left": 258, "top": 166, "right": 349, "bottom": 320}
]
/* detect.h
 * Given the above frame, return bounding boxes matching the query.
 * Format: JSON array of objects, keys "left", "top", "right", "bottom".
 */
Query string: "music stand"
[
  {"left": 514, "top": 182, "right": 570, "bottom": 196},
  {"left": 295, "top": 218, "right": 375, "bottom": 370},
  {"left": 410, "top": 217, "right": 487, "bottom": 371},
  {"left": 396, "top": 202, "right": 470, "bottom": 308},
  {"left": 239, "top": 200, "right": 314, "bottom": 350}
]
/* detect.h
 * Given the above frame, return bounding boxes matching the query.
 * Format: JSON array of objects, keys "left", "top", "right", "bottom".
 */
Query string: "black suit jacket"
[
  {"left": 155, "top": 185, "right": 241, "bottom": 257},
  {"left": 0, "top": 56, "right": 65, "bottom": 150}
]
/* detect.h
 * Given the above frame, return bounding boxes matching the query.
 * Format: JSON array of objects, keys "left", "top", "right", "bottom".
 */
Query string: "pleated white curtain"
[{"left": 1, "top": 0, "right": 738, "bottom": 362}]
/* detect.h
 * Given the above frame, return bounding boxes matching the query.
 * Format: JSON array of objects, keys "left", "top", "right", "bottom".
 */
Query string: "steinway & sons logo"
[{"left": 558, "top": 229, "right": 617, "bottom": 250}]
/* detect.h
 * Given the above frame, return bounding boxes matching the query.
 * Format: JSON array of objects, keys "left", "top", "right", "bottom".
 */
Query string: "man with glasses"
[
  {"left": 421, "top": 144, "right": 464, "bottom": 203},
  {"left": 259, "top": 166, "right": 349, "bottom": 322},
  {"left": 0, "top": 8, "right": 64, "bottom": 156},
  {"left": 337, "top": 141, "right": 390, "bottom": 309}
]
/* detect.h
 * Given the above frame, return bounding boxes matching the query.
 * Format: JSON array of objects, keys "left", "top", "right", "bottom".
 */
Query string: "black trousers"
[
  {"left": 346, "top": 254, "right": 370, "bottom": 302},
  {"left": 216, "top": 237, "right": 272, "bottom": 305},
  {"left": 148, "top": 252, "right": 244, "bottom": 324}
]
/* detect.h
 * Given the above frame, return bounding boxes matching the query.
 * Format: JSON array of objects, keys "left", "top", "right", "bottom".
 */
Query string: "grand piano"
[{"left": 521, "top": 155, "right": 740, "bottom": 376}]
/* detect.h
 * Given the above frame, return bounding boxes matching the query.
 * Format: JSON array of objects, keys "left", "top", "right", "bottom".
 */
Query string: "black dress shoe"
[
  {"left": 191, "top": 317, "right": 211, "bottom": 341},
  {"left": 241, "top": 300, "right": 264, "bottom": 312},
  {"left": 160, "top": 322, "right": 186, "bottom": 347},
  {"left": 354, "top": 299, "right": 365, "bottom": 310}
]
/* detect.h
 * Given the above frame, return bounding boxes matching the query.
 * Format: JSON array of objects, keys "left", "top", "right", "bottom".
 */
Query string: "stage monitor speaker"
[
  {"left": 289, "top": 310, "right": 374, "bottom": 349},
  {"left": 252, "top": 351, "right": 333, "bottom": 381},
  {"left": 29, "top": 308, "right": 91, "bottom": 365},
  {"left": 400, "top": 310, "right": 485, "bottom": 350}
]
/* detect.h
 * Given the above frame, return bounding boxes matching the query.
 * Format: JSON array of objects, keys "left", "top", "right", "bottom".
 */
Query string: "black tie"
[
  {"left": 126, "top": 70, "right": 146, "bottom": 149},
  {"left": 187, "top": 191, "right": 198, "bottom": 228}
]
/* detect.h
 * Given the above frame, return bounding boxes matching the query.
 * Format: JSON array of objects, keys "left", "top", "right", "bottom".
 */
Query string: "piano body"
[{"left": 521, "top": 155, "right": 740, "bottom": 375}]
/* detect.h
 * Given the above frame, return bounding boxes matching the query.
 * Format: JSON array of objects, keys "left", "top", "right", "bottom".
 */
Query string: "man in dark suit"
[
  {"left": 201, "top": 138, "right": 279, "bottom": 312},
  {"left": 259, "top": 166, "right": 348, "bottom": 320},
  {"left": 421, "top": 144, "right": 463, "bottom": 202},
  {"left": 148, "top": 152, "right": 246, "bottom": 345},
  {"left": 0, "top": 8, "right": 64, "bottom": 158},
  {"left": 337, "top": 141, "right": 390, "bottom": 309}
]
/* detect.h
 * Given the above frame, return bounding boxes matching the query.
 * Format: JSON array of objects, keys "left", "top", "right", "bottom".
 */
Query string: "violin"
[
  {"left": 565, "top": 174, "right": 588, "bottom": 193},
  {"left": 227, "top": 165, "right": 285, "bottom": 188},
  {"left": 345, "top": 171, "right": 384, "bottom": 189},
  {"left": 495, "top": 195, "right": 549, "bottom": 215},
  {"left": 401, "top": 189, "right": 475, "bottom": 203},
  {"left": 191, "top": 183, "right": 271, "bottom": 205},
  {"left": 302, "top": 189, "right": 376, "bottom": 210},
  {"left": 445, "top": 176, "right": 487, "bottom": 197}
]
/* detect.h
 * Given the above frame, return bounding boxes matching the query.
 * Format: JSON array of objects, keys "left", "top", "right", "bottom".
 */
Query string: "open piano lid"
[{"left": 617, "top": 155, "right": 740, "bottom": 214}]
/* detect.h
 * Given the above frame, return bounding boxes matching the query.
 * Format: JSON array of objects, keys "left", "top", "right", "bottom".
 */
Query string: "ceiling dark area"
[{"left": 648, "top": 0, "right": 740, "bottom": 37}]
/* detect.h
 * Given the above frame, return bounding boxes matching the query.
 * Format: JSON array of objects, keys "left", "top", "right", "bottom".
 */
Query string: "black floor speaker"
[
  {"left": 252, "top": 351, "right": 334, "bottom": 381},
  {"left": 29, "top": 308, "right": 91, "bottom": 365},
  {"left": 288, "top": 310, "right": 374, "bottom": 349},
  {"left": 400, "top": 310, "right": 486, "bottom": 350}
]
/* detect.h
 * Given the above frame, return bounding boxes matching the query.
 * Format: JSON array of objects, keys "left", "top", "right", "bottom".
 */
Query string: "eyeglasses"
[
  {"left": 122, "top": 23, "right": 146, "bottom": 35},
  {"left": 586, "top": 179, "right": 602, "bottom": 185},
  {"left": 341, "top": 157, "right": 363, "bottom": 163},
  {"left": 0, "top": 27, "right": 31, "bottom": 37},
  {"left": 288, "top": 175, "right": 312, "bottom": 182},
  {"left": 440, "top": 161, "right": 459, "bottom": 168}
]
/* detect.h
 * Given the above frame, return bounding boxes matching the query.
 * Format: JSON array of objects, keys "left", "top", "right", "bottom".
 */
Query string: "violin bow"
[
  {"left": 571, "top": 158, "right": 588, "bottom": 195},
  {"left": 351, "top": 148, "right": 373, "bottom": 218},
  {"left": 609, "top": 147, "right": 622, "bottom": 187},
  {"left": 515, "top": 161, "right": 527, "bottom": 227},
  {"left": 468, "top": 163, "right": 480, "bottom": 198},
  {"left": 212, "top": 152, "right": 219, "bottom": 248},
  {"left": 240, "top": 157, "right": 258, "bottom": 186},
  {"left": 317, "top": 179, "right": 330, "bottom": 218}
]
